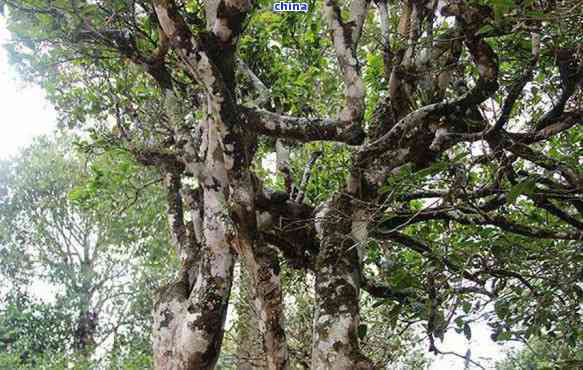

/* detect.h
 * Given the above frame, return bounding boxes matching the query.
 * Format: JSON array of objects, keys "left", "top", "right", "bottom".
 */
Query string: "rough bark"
[
  {"left": 150, "top": 1, "right": 289, "bottom": 367},
  {"left": 7, "top": 0, "right": 582, "bottom": 369},
  {"left": 311, "top": 195, "right": 373, "bottom": 370},
  {"left": 307, "top": 2, "right": 374, "bottom": 367},
  {"left": 152, "top": 88, "right": 236, "bottom": 370},
  {"left": 152, "top": 153, "right": 236, "bottom": 370},
  {"left": 231, "top": 178, "right": 290, "bottom": 370}
]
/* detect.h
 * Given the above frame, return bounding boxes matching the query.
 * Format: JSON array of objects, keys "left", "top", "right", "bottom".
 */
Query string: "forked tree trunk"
[
  {"left": 150, "top": 0, "right": 368, "bottom": 368},
  {"left": 150, "top": 66, "right": 288, "bottom": 370},
  {"left": 152, "top": 89, "right": 237, "bottom": 369},
  {"left": 152, "top": 185, "right": 236, "bottom": 369}
]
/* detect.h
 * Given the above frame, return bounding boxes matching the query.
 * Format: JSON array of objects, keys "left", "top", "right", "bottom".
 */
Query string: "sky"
[
  {"left": 0, "top": 16, "right": 518, "bottom": 370},
  {"left": 0, "top": 18, "right": 57, "bottom": 159}
]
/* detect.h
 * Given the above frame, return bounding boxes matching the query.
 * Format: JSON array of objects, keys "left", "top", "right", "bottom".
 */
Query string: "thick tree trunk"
[
  {"left": 153, "top": 246, "right": 234, "bottom": 370},
  {"left": 311, "top": 196, "right": 373, "bottom": 370},
  {"left": 241, "top": 238, "right": 289, "bottom": 370},
  {"left": 75, "top": 274, "right": 98, "bottom": 357},
  {"left": 153, "top": 91, "right": 237, "bottom": 369},
  {"left": 149, "top": 0, "right": 291, "bottom": 367},
  {"left": 232, "top": 177, "right": 289, "bottom": 370}
]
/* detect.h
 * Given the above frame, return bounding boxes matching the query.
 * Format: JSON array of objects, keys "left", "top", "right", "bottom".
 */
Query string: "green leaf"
[
  {"left": 507, "top": 179, "right": 537, "bottom": 203},
  {"left": 357, "top": 324, "right": 368, "bottom": 339},
  {"left": 496, "top": 331, "right": 512, "bottom": 342},
  {"left": 495, "top": 300, "right": 510, "bottom": 319},
  {"left": 492, "top": 0, "right": 515, "bottom": 21}
]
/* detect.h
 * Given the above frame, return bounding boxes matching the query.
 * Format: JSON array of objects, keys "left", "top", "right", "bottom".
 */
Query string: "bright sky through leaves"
[{"left": 0, "top": 18, "right": 56, "bottom": 159}]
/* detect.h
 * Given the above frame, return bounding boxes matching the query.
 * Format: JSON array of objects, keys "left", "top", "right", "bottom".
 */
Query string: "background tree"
[
  {"left": 2, "top": 0, "right": 582, "bottom": 369},
  {"left": 0, "top": 134, "right": 174, "bottom": 367},
  {"left": 496, "top": 336, "right": 583, "bottom": 370}
]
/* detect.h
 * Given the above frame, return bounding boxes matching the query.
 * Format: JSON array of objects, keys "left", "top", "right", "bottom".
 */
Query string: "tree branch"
[
  {"left": 243, "top": 107, "right": 365, "bottom": 144},
  {"left": 295, "top": 150, "right": 323, "bottom": 203}
]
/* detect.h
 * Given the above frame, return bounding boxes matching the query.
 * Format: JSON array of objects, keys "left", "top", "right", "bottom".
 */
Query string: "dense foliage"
[
  {"left": 0, "top": 291, "right": 72, "bottom": 367},
  {"left": 1, "top": 0, "right": 581, "bottom": 369}
]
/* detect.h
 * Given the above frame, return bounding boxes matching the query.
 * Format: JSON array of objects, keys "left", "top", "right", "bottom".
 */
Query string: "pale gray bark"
[
  {"left": 153, "top": 107, "right": 236, "bottom": 369},
  {"left": 309, "top": 3, "right": 373, "bottom": 367},
  {"left": 152, "top": 2, "right": 288, "bottom": 368},
  {"left": 149, "top": 48, "right": 238, "bottom": 366},
  {"left": 231, "top": 178, "right": 290, "bottom": 370}
]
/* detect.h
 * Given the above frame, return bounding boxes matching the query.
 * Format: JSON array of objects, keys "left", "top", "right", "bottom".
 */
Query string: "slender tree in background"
[
  {"left": 0, "top": 135, "right": 172, "bottom": 367},
  {"left": 2, "top": 0, "right": 582, "bottom": 369}
]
